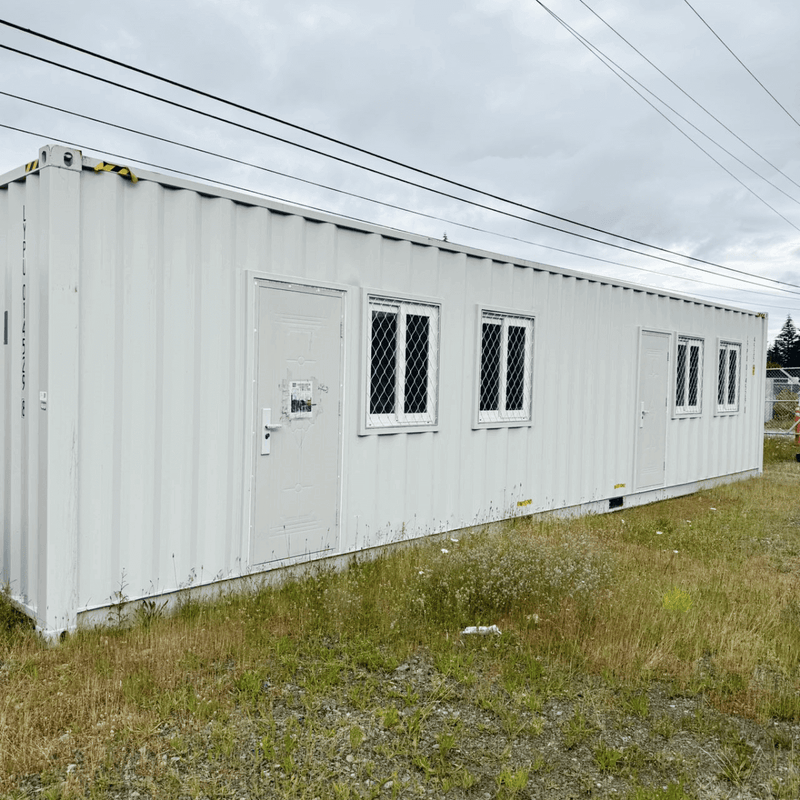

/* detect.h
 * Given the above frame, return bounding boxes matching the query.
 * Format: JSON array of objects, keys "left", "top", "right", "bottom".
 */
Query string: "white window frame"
[
  {"left": 674, "top": 335, "right": 704, "bottom": 417},
  {"left": 474, "top": 308, "right": 534, "bottom": 428},
  {"left": 362, "top": 293, "right": 440, "bottom": 433},
  {"left": 716, "top": 340, "right": 741, "bottom": 414}
]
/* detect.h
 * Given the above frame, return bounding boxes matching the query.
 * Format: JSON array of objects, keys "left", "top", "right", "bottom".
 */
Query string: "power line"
[
  {"left": 1, "top": 20, "right": 797, "bottom": 292},
  {"left": 5, "top": 95, "right": 800, "bottom": 302},
  {"left": 533, "top": 0, "right": 800, "bottom": 233},
  {"left": 2, "top": 89, "right": 797, "bottom": 303},
  {"left": 5, "top": 44, "right": 795, "bottom": 296},
  {"left": 3, "top": 120, "right": 799, "bottom": 310},
  {"left": 681, "top": 0, "right": 800, "bottom": 130},
  {"left": 687, "top": 291, "right": 794, "bottom": 314},
  {"left": 577, "top": 0, "right": 800, "bottom": 195}
]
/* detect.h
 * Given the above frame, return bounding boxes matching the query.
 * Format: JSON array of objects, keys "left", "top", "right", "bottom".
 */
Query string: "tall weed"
[
  {"left": 416, "top": 528, "right": 613, "bottom": 626},
  {"left": 0, "top": 585, "right": 35, "bottom": 648}
]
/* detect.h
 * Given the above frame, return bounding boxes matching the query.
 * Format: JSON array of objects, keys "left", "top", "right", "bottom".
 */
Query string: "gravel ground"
[{"left": 15, "top": 644, "right": 799, "bottom": 800}]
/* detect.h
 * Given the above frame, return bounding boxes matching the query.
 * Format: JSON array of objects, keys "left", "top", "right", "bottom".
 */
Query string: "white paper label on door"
[{"left": 290, "top": 380, "right": 313, "bottom": 417}]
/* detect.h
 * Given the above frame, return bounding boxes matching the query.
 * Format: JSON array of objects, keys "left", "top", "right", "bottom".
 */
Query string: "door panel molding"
[
  {"left": 634, "top": 329, "right": 670, "bottom": 491},
  {"left": 243, "top": 273, "right": 346, "bottom": 569}
]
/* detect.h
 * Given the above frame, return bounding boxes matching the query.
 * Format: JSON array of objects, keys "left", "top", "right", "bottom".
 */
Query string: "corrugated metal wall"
[
  {"left": 0, "top": 150, "right": 766, "bottom": 633},
  {"left": 1, "top": 173, "right": 44, "bottom": 621}
]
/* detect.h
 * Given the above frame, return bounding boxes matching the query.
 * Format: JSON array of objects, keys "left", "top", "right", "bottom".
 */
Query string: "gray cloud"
[{"left": 2, "top": 0, "right": 799, "bottom": 338}]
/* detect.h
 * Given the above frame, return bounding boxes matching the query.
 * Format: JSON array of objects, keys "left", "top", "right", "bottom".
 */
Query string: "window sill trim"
[
  {"left": 472, "top": 419, "right": 534, "bottom": 431},
  {"left": 672, "top": 410, "right": 703, "bottom": 420},
  {"left": 358, "top": 423, "right": 440, "bottom": 436}
]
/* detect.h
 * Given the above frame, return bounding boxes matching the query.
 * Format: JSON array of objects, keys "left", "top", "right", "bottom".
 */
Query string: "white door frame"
[
  {"left": 633, "top": 327, "right": 670, "bottom": 491},
  {"left": 242, "top": 271, "right": 349, "bottom": 571}
]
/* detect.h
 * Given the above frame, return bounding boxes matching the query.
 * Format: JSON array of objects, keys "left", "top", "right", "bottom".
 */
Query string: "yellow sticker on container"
[
  {"left": 614, "top": 483, "right": 626, "bottom": 489},
  {"left": 517, "top": 499, "right": 532, "bottom": 507}
]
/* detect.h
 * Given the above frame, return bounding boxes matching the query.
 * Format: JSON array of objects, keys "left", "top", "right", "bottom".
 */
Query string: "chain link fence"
[{"left": 765, "top": 367, "right": 800, "bottom": 436}]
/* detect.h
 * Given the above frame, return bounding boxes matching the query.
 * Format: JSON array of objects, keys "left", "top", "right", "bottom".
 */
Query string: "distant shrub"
[
  {"left": 773, "top": 388, "right": 798, "bottom": 423},
  {"left": 0, "top": 586, "right": 35, "bottom": 647},
  {"left": 415, "top": 528, "right": 613, "bottom": 626}
]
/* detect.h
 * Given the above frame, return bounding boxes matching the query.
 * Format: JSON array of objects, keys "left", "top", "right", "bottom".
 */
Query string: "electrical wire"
[
  {"left": 533, "top": 0, "right": 800, "bottom": 233},
  {"left": 1, "top": 19, "right": 798, "bottom": 292},
  {"left": 2, "top": 119, "right": 798, "bottom": 313},
  {"left": 6, "top": 50, "right": 796, "bottom": 298},
  {"left": 1, "top": 88, "right": 796, "bottom": 304},
  {"left": 4, "top": 95, "right": 800, "bottom": 302},
  {"left": 681, "top": 0, "right": 800, "bottom": 130},
  {"left": 577, "top": 0, "right": 800, "bottom": 194}
]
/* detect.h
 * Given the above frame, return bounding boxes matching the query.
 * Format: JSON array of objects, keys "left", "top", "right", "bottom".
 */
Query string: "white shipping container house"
[{"left": 1, "top": 146, "right": 767, "bottom": 636}]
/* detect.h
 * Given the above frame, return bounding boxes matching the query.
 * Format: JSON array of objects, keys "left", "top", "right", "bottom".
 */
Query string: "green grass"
[
  {"left": 1, "top": 438, "right": 799, "bottom": 798},
  {"left": 0, "top": 585, "right": 34, "bottom": 648},
  {"left": 763, "top": 434, "right": 799, "bottom": 464}
]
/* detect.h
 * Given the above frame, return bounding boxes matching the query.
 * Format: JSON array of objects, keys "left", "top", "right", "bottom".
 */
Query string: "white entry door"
[
  {"left": 252, "top": 281, "right": 344, "bottom": 565},
  {"left": 635, "top": 331, "right": 669, "bottom": 490}
]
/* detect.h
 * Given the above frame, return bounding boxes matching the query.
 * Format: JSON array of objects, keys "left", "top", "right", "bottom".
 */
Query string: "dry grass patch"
[{"left": 1, "top": 439, "right": 800, "bottom": 797}]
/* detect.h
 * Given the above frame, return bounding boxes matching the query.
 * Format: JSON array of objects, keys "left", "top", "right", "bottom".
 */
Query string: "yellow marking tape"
[
  {"left": 94, "top": 161, "right": 138, "bottom": 183},
  {"left": 25, "top": 160, "right": 38, "bottom": 173}
]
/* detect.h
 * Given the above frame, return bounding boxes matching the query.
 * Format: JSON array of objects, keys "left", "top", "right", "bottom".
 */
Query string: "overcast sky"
[{"left": 2, "top": 0, "right": 799, "bottom": 344}]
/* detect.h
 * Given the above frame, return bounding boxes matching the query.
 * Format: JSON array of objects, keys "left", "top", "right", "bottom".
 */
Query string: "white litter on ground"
[{"left": 461, "top": 625, "right": 502, "bottom": 636}]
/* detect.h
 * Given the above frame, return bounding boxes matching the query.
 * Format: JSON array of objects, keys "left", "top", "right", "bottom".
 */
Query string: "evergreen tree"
[{"left": 768, "top": 315, "right": 800, "bottom": 367}]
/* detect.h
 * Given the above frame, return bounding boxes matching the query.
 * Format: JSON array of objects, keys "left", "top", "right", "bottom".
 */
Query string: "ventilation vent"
[{"left": 609, "top": 496, "right": 624, "bottom": 510}]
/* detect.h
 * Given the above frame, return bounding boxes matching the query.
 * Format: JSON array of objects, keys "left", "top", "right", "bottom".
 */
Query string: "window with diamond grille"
[
  {"left": 367, "top": 297, "right": 439, "bottom": 428},
  {"left": 478, "top": 312, "right": 533, "bottom": 424},
  {"left": 717, "top": 341, "right": 740, "bottom": 413},
  {"left": 675, "top": 336, "right": 703, "bottom": 415}
]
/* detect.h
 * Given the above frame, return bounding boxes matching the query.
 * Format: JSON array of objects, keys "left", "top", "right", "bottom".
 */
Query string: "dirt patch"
[{"left": 21, "top": 645, "right": 800, "bottom": 800}]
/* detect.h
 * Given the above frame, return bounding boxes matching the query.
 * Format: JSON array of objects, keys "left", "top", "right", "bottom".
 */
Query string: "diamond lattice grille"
[
  {"left": 368, "top": 298, "right": 439, "bottom": 427},
  {"left": 479, "top": 313, "right": 533, "bottom": 423},
  {"left": 480, "top": 321, "right": 502, "bottom": 411},
  {"left": 728, "top": 348, "right": 738, "bottom": 406},
  {"left": 717, "top": 342, "right": 740, "bottom": 411},
  {"left": 506, "top": 324, "right": 527, "bottom": 411},
  {"left": 370, "top": 308, "right": 396, "bottom": 415},
  {"left": 404, "top": 314, "right": 430, "bottom": 414},
  {"left": 676, "top": 337, "right": 702, "bottom": 413}
]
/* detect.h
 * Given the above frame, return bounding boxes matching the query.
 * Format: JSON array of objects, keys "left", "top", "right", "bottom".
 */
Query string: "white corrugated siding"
[
  {"left": 1, "top": 151, "right": 766, "bottom": 633},
  {"left": 2, "top": 174, "right": 45, "bottom": 620},
  {"left": 74, "top": 178, "right": 251, "bottom": 612}
]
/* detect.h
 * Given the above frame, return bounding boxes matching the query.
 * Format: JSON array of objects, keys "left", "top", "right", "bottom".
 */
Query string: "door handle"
[{"left": 261, "top": 408, "right": 281, "bottom": 455}]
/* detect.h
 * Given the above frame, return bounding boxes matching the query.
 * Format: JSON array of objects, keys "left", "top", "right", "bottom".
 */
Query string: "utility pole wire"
[
  {"left": 4, "top": 118, "right": 799, "bottom": 305},
  {"left": 533, "top": 0, "right": 800, "bottom": 233},
  {"left": 681, "top": 0, "right": 800, "bottom": 130},
  {"left": 4, "top": 41, "right": 796, "bottom": 291},
  {"left": 0, "top": 17, "right": 795, "bottom": 288},
  {"left": 578, "top": 0, "right": 800, "bottom": 194}
]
